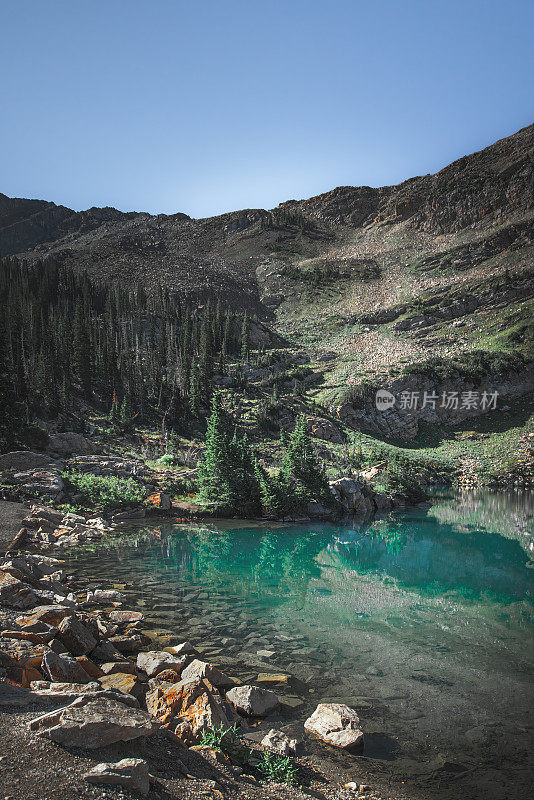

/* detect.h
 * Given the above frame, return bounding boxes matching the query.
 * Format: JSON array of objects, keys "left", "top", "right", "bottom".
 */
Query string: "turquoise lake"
[{"left": 65, "top": 490, "right": 534, "bottom": 800}]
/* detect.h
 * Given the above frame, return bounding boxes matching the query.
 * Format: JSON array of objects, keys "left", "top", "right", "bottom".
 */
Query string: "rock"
[
  {"left": 90, "top": 641, "right": 124, "bottom": 662},
  {"left": 147, "top": 492, "right": 171, "bottom": 511},
  {"left": 1, "top": 469, "right": 63, "bottom": 498},
  {"left": 256, "top": 649, "right": 276, "bottom": 659},
  {"left": 226, "top": 685, "right": 279, "bottom": 717},
  {"left": 111, "top": 509, "right": 145, "bottom": 523},
  {"left": 47, "top": 433, "right": 99, "bottom": 456},
  {"left": 0, "top": 627, "right": 57, "bottom": 646},
  {"left": 136, "top": 650, "right": 187, "bottom": 678},
  {"left": 0, "top": 451, "right": 55, "bottom": 471},
  {"left": 307, "top": 418, "right": 344, "bottom": 444},
  {"left": 261, "top": 728, "right": 301, "bottom": 756},
  {"left": 189, "top": 744, "right": 231, "bottom": 765},
  {"left": 0, "top": 572, "right": 40, "bottom": 609},
  {"left": 108, "top": 634, "right": 143, "bottom": 654},
  {"left": 152, "top": 668, "right": 181, "bottom": 684},
  {"left": 180, "top": 658, "right": 234, "bottom": 688},
  {"left": 75, "top": 656, "right": 104, "bottom": 679},
  {"left": 100, "top": 661, "right": 138, "bottom": 676},
  {"left": 86, "top": 588, "right": 125, "bottom": 602},
  {"left": 0, "top": 638, "right": 48, "bottom": 668},
  {"left": 28, "top": 681, "right": 140, "bottom": 707},
  {"left": 108, "top": 610, "right": 143, "bottom": 624},
  {"left": 3, "top": 664, "right": 44, "bottom": 687},
  {"left": 0, "top": 680, "right": 32, "bottom": 706},
  {"left": 98, "top": 673, "right": 142, "bottom": 699},
  {"left": 17, "top": 605, "right": 73, "bottom": 628},
  {"left": 41, "top": 650, "right": 93, "bottom": 683},
  {"left": 255, "top": 673, "right": 291, "bottom": 686},
  {"left": 29, "top": 696, "right": 159, "bottom": 747},
  {"left": 57, "top": 615, "right": 97, "bottom": 656},
  {"left": 145, "top": 676, "right": 237, "bottom": 744},
  {"left": 304, "top": 703, "right": 364, "bottom": 751},
  {"left": 84, "top": 758, "right": 150, "bottom": 796},
  {"left": 166, "top": 641, "right": 195, "bottom": 656}
]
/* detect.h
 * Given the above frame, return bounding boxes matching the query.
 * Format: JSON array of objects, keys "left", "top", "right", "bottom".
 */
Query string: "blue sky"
[{"left": 1, "top": 0, "right": 532, "bottom": 218}]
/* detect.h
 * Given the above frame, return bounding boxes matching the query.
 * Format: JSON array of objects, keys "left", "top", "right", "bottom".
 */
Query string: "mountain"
[
  {"left": 2, "top": 125, "right": 533, "bottom": 418},
  {"left": 1, "top": 124, "right": 532, "bottom": 335}
]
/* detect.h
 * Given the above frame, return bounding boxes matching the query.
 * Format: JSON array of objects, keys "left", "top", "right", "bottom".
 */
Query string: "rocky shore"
[{"left": 0, "top": 502, "right": 406, "bottom": 800}]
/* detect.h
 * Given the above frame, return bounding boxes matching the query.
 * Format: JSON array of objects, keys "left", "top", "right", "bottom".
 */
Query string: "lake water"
[{"left": 65, "top": 490, "right": 534, "bottom": 800}]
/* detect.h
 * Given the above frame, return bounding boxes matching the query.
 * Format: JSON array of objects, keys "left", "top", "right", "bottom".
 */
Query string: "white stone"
[{"left": 226, "top": 684, "right": 279, "bottom": 717}]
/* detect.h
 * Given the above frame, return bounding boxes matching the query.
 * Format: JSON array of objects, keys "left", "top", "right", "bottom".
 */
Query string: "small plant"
[
  {"left": 200, "top": 723, "right": 239, "bottom": 751},
  {"left": 257, "top": 751, "right": 298, "bottom": 785}
]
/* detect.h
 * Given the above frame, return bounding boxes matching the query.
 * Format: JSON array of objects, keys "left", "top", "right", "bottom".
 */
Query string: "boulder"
[
  {"left": 304, "top": 703, "right": 364, "bottom": 751},
  {"left": 3, "top": 664, "right": 44, "bottom": 687},
  {"left": 0, "top": 679, "right": 33, "bottom": 706},
  {"left": 151, "top": 668, "right": 181, "bottom": 684},
  {"left": 108, "top": 634, "right": 144, "bottom": 654},
  {"left": 100, "top": 661, "right": 137, "bottom": 676},
  {"left": 136, "top": 650, "right": 187, "bottom": 678},
  {"left": 0, "top": 638, "right": 48, "bottom": 668},
  {"left": 98, "top": 672, "right": 142, "bottom": 699},
  {"left": 17, "top": 605, "right": 73, "bottom": 628},
  {"left": 41, "top": 650, "right": 93, "bottom": 683},
  {"left": 180, "top": 658, "right": 234, "bottom": 688},
  {"left": 57, "top": 615, "right": 97, "bottom": 656},
  {"left": 0, "top": 451, "right": 55, "bottom": 471},
  {"left": 226, "top": 685, "right": 279, "bottom": 717},
  {"left": 2, "top": 469, "right": 63, "bottom": 498},
  {"left": 75, "top": 656, "right": 104, "bottom": 679},
  {"left": 166, "top": 641, "right": 195, "bottom": 656},
  {"left": 261, "top": 728, "right": 301, "bottom": 756},
  {"left": 0, "top": 572, "right": 40, "bottom": 609},
  {"left": 145, "top": 676, "right": 237, "bottom": 744},
  {"left": 28, "top": 681, "right": 140, "bottom": 707},
  {"left": 84, "top": 758, "right": 150, "bottom": 796},
  {"left": 29, "top": 696, "right": 159, "bottom": 747},
  {"left": 0, "top": 628, "right": 57, "bottom": 645},
  {"left": 90, "top": 641, "right": 124, "bottom": 662},
  {"left": 47, "top": 433, "right": 99, "bottom": 456}
]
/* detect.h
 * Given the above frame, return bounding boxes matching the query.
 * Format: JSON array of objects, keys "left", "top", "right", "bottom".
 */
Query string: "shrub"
[
  {"left": 257, "top": 751, "right": 298, "bottom": 785},
  {"left": 199, "top": 723, "right": 239, "bottom": 752},
  {"left": 62, "top": 471, "right": 146, "bottom": 510}
]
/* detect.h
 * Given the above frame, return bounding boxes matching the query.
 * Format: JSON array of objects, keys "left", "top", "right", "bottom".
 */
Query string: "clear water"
[{"left": 65, "top": 490, "right": 534, "bottom": 800}]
